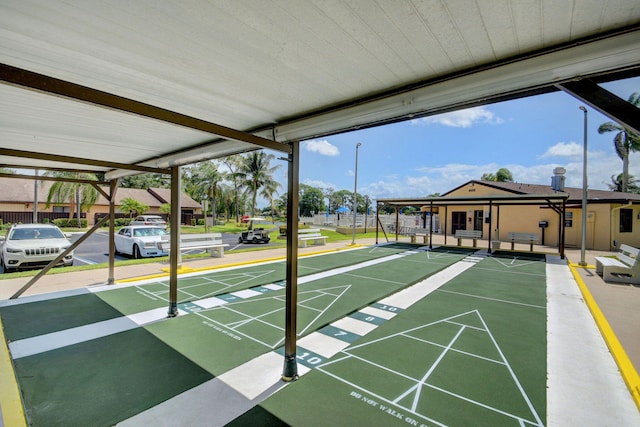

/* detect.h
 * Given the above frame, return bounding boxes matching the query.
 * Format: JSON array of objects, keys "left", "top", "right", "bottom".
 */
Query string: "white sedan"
[{"left": 114, "top": 226, "right": 169, "bottom": 259}]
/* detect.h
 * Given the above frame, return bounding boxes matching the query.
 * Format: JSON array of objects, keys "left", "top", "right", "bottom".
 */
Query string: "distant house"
[
  {"left": 0, "top": 177, "right": 201, "bottom": 226},
  {"left": 439, "top": 180, "right": 640, "bottom": 251}
]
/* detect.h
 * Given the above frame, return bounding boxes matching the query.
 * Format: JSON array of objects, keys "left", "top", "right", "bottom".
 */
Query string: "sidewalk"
[{"left": 1, "top": 234, "right": 638, "bottom": 376}]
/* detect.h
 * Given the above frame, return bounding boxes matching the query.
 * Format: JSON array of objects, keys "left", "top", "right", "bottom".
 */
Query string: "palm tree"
[
  {"left": 44, "top": 172, "right": 99, "bottom": 227},
  {"left": 598, "top": 91, "right": 640, "bottom": 192},
  {"left": 236, "top": 151, "right": 282, "bottom": 216},
  {"left": 183, "top": 161, "right": 224, "bottom": 223},
  {"left": 260, "top": 178, "right": 282, "bottom": 219},
  {"left": 119, "top": 197, "right": 149, "bottom": 218},
  {"left": 221, "top": 155, "right": 243, "bottom": 222},
  {"left": 216, "top": 184, "right": 234, "bottom": 222},
  {"left": 608, "top": 173, "right": 640, "bottom": 193}
]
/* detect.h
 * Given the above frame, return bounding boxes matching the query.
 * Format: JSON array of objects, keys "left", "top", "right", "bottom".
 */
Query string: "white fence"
[{"left": 303, "top": 213, "right": 440, "bottom": 234}]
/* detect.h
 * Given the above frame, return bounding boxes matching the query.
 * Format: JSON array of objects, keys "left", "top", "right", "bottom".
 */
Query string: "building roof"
[
  {"left": 0, "top": 177, "right": 199, "bottom": 208},
  {"left": 377, "top": 179, "right": 640, "bottom": 208},
  {"left": 455, "top": 180, "right": 640, "bottom": 204}
]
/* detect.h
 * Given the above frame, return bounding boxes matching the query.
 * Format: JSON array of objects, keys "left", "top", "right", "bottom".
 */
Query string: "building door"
[
  {"left": 452, "top": 211, "right": 466, "bottom": 234},
  {"left": 473, "top": 210, "right": 484, "bottom": 237}
]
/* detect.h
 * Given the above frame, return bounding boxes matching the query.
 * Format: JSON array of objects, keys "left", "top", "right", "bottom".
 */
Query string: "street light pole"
[
  {"left": 352, "top": 142, "right": 362, "bottom": 245},
  {"left": 579, "top": 106, "right": 588, "bottom": 266}
]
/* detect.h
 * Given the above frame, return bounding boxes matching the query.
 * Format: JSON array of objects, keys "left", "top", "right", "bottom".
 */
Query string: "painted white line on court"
[{"left": 10, "top": 317, "right": 138, "bottom": 359}]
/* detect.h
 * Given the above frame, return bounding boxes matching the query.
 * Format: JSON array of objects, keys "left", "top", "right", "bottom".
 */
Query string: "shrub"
[
  {"left": 53, "top": 218, "right": 88, "bottom": 228},
  {"left": 115, "top": 218, "right": 131, "bottom": 227}
]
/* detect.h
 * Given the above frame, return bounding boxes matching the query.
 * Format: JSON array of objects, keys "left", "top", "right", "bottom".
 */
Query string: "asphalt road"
[{"left": 68, "top": 230, "right": 279, "bottom": 266}]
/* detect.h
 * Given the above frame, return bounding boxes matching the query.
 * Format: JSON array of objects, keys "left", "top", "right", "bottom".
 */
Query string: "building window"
[
  {"left": 620, "top": 208, "right": 633, "bottom": 233},
  {"left": 52, "top": 206, "right": 70, "bottom": 213}
]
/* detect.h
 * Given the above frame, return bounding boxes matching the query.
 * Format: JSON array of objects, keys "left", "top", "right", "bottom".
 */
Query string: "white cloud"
[
  {"left": 540, "top": 141, "right": 582, "bottom": 158},
  {"left": 361, "top": 157, "right": 640, "bottom": 200},
  {"left": 411, "top": 107, "right": 503, "bottom": 128},
  {"left": 303, "top": 178, "right": 336, "bottom": 189},
  {"left": 302, "top": 139, "right": 340, "bottom": 156}
]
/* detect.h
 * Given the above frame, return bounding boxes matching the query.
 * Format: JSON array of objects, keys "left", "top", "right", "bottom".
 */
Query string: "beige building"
[
  {"left": 438, "top": 180, "right": 640, "bottom": 251},
  {"left": 0, "top": 177, "right": 201, "bottom": 226}
]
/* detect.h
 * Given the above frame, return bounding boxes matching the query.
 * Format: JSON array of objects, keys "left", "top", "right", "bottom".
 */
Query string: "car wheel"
[
  {"left": 238, "top": 236, "right": 243, "bottom": 243},
  {"left": 252, "top": 237, "right": 258, "bottom": 243},
  {"left": 0, "top": 257, "right": 11, "bottom": 274},
  {"left": 133, "top": 244, "right": 142, "bottom": 259}
]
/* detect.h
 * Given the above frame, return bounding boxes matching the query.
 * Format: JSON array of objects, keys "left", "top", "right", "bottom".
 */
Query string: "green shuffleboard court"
[
  {"left": 1, "top": 245, "right": 553, "bottom": 426},
  {"left": 248, "top": 252, "right": 547, "bottom": 426},
  {"left": 145, "top": 247, "right": 471, "bottom": 375},
  {"left": 95, "top": 244, "right": 415, "bottom": 315},
  {"left": 13, "top": 327, "right": 214, "bottom": 427}
]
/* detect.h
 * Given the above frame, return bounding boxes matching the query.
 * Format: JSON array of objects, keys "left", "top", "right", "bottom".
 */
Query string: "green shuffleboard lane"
[
  {"left": 13, "top": 327, "right": 213, "bottom": 427},
  {"left": 144, "top": 249, "right": 470, "bottom": 376},
  {"left": 253, "top": 252, "right": 547, "bottom": 426}
]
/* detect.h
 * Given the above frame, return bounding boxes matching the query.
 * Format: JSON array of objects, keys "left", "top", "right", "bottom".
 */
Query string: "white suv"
[{"left": 0, "top": 224, "right": 74, "bottom": 273}]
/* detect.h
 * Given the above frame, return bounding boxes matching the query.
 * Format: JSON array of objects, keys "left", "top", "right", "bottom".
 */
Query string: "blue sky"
[{"left": 268, "top": 76, "right": 640, "bottom": 205}]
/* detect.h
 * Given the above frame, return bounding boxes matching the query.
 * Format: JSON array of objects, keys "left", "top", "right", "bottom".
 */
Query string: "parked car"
[
  {"left": 114, "top": 226, "right": 169, "bottom": 259},
  {"left": 0, "top": 223, "right": 74, "bottom": 273},
  {"left": 130, "top": 215, "right": 167, "bottom": 227}
]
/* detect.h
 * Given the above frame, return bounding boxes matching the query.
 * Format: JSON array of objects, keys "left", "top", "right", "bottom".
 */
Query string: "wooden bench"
[
  {"left": 595, "top": 244, "right": 640, "bottom": 284},
  {"left": 298, "top": 228, "right": 328, "bottom": 248},
  {"left": 507, "top": 232, "right": 539, "bottom": 251},
  {"left": 454, "top": 230, "right": 482, "bottom": 247},
  {"left": 409, "top": 228, "right": 430, "bottom": 244},
  {"left": 159, "top": 233, "right": 228, "bottom": 258}
]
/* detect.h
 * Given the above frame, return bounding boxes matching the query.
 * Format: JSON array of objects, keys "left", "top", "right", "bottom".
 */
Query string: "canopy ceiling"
[{"left": 1, "top": 0, "right": 640, "bottom": 178}]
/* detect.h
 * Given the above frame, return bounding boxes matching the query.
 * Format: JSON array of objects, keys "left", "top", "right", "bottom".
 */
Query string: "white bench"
[
  {"left": 595, "top": 244, "right": 640, "bottom": 284},
  {"left": 409, "top": 228, "right": 430, "bottom": 244},
  {"left": 298, "top": 228, "right": 328, "bottom": 248},
  {"left": 507, "top": 232, "right": 539, "bottom": 251},
  {"left": 159, "top": 233, "right": 228, "bottom": 258},
  {"left": 454, "top": 230, "right": 482, "bottom": 247}
]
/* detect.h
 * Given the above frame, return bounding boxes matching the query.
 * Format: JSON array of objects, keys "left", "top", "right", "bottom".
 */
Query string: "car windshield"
[
  {"left": 10, "top": 227, "right": 65, "bottom": 240},
  {"left": 133, "top": 228, "right": 167, "bottom": 237}
]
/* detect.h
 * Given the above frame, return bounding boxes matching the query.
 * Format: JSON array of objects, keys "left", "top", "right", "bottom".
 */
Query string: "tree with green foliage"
[
  {"left": 608, "top": 173, "right": 640, "bottom": 193},
  {"left": 299, "top": 184, "right": 325, "bottom": 217},
  {"left": 481, "top": 167, "right": 513, "bottom": 182},
  {"left": 44, "top": 172, "right": 100, "bottom": 227},
  {"left": 119, "top": 197, "right": 149, "bottom": 218},
  {"left": 260, "top": 178, "right": 282, "bottom": 219},
  {"left": 183, "top": 161, "right": 224, "bottom": 223},
  {"left": 332, "top": 189, "right": 353, "bottom": 213},
  {"left": 598, "top": 91, "right": 640, "bottom": 192},
  {"left": 221, "top": 155, "right": 244, "bottom": 223},
  {"left": 236, "top": 151, "right": 282, "bottom": 216},
  {"left": 120, "top": 173, "right": 169, "bottom": 189}
]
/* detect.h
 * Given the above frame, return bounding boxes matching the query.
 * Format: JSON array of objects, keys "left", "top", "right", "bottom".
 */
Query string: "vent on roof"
[{"left": 551, "top": 167, "right": 566, "bottom": 191}]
